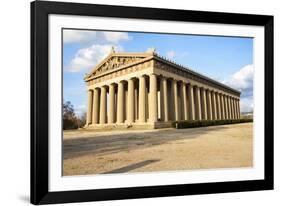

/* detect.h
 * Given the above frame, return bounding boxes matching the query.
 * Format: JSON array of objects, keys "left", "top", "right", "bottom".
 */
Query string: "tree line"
[{"left": 63, "top": 100, "right": 86, "bottom": 130}]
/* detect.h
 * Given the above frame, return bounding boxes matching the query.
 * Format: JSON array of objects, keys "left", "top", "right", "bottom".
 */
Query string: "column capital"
[
  {"left": 171, "top": 78, "right": 178, "bottom": 83},
  {"left": 118, "top": 80, "right": 126, "bottom": 84},
  {"left": 109, "top": 82, "right": 116, "bottom": 86},
  {"left": 101, "top": 85, "right": 108, "bottom": 89},
  {"left": 149, "top": 73, "right": 157, "bottom": 77},
  {"left": 137, "top": 74, "right": 147, "bottom": 79},
  {"left": 160, "top": 75, "right": 167, "bottom": 80},
  {"left": 93, "top": 87, "right": 100, "bottom": 91},
  {"left": 127, "top": 77, "right": 136, "bottom": 82}
]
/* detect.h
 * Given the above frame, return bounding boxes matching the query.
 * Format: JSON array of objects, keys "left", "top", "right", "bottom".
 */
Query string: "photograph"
[
  {"left": 30, "top": 1, "right": 273, "bottom": 204},
  {"left": 62, "top": 29, "right": 254, "bottom": 176}
]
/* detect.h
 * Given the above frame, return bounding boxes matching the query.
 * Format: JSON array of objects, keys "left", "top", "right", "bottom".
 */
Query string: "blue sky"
[{"left": 63, "top": 29, "right": 253, "bottom": 116}]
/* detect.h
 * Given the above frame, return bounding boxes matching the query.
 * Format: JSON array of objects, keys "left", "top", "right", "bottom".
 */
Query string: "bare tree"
[
  {"left": 78, "top": 112, "right": 87, "bottom": 128},
  {"left": 63, "top": 101, "right": 78, "bottom": 130}
]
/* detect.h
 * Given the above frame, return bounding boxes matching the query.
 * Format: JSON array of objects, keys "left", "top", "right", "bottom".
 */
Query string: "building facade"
[{"left": 84, "top": 48, "right": 241, "bottom": 129}]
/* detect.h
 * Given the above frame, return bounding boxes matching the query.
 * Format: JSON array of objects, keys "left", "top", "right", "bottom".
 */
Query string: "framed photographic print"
[{"left": 31, "top": 0, "right": 274, "bottom": 204}]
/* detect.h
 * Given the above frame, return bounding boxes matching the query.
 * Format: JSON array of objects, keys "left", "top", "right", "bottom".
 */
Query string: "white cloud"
[
  {"left": 146, "top": 47, "right": 156, "bottom": 53},
  {"left": 63, "top": 30, "right": 130, "bottom": 44},
  {"left": 240, "top": 96, "right": 254, "bottom": 113},
  {"left": 226, "top": 64, "right": 254, "bottom": 92},
  {"left": 102, "top": 32, "right": 130, "bottom": 43},
  {"left": 223, "top": 64, "right": 254, "bottom": 113},
  {"left": 166, "top": 50, "right": 176, "bottom": 59},
  {"left": 66, "top": 44, "right": 122, "bottom": 72}
]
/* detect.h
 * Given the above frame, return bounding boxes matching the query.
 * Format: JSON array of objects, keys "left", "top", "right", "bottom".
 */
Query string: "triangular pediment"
[{"left": 85, "top": 52, "right": 151, "bottom": 80}]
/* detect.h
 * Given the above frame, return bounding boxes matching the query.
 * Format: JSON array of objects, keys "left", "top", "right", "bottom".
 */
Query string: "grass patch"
[{"left": 172, "top": 119, "right": 253, "bottom": 129}]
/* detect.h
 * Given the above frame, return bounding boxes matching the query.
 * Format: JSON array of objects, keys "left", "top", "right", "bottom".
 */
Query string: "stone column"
[
  {"left": 234, "top": 99, "right": 237, "bottom": 119},
  {"left": 92, "top": 88, "right": 100, "bottom": 124},
  {"left": 228, "top": 96, "right": 232, "bottom": 119},
  {"left": 172, "top": 79, "right": 179, "bottom": 121},
  {"left": 187, "top": 84, "right": 195, "bottom": 120},
  {"left": 237, "top": 99, "right": 241, "bottom": 119},
  {"left": 86, "top": 90, "right": 93, "bottom": 125},
  {"left": 160, "top": 77, "right": 169, "bottom": 121},
  {"left": 138, "top": 76, "right": 146, "bottom": 123},
  {"left": 211, "top": 91, "right": 217, "bottom": 120},
  {"left": 220, "top": 93, "right": 225, "bottom": 119},
  {"left": 127, "top": 78, "right": 135, "bottom": 123},
  {"left": 224, "top": 95, "right": 229, "bottom": 119},
  {"left": 182, "top": 83, "right": 188, "bottom": 120},
  {"left": 117, "top": 81, "right": 125, "bottom": 123},
  {"left": 160, "top": 77, "right": 164, "bottom": 121},
  {"left": 206, "top": 89, "right": 213, "bottom": 120},
  {"left": 99, "top": 86, "right": 107, "bottom": 124},
  {"left": 228, "top": 96, "right": 234, "bottom": 119},
  {"left": 178, "top": 82, "right": 183, "bottom": 121},
  {"left": 216, "top": 92, "right": 221, "bottom": 119},
  {"left": 194, "top": 86, "right": 202, "bottom": 120},
  {"left": 234, "top": 98, "right": 238, "bottom": 119},
  {"left": 170, "top": 80, "right": 175, "bottom": 121},
  {"left": 108, "top": 84, "right": 115, "bottom": 124},
  {"left": 231, "top": 97, "right": 235, "bottom": 119},
  {"left": 225, "top": 95, "right": 229, "bottom": 119},
  {"left": 149, "top": 74, "right": 158, "bottom": 122},
  {"left": 134, "top": 87, "right": 138, "bottom": 121},
  {"left": 230, "top": 97, "right": 236, "bottom": 119},
  {"left": 201, "top": 87, "right": 207, "bottom": 120},
  {"left": 145, "top": 83, "right": 149, "bottom": 121},
  {"left": 232, "top": 98, "right": 236, "bottom": 119},
  {"left": 236, "top": 99, "right": 239, "bottom": 119}
]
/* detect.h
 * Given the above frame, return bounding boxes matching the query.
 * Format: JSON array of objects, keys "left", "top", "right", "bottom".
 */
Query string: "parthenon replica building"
[{"left": 84, "top": 48, "right": 240, "bottom": 129}]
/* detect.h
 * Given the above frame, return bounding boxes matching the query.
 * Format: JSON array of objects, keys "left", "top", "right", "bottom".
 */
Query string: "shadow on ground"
[
  {"left": 102, "top": 159, "right": 161, "bottom": 174},
  {"left": 63, "top": 126, "right": 228, "bottom": 160}
]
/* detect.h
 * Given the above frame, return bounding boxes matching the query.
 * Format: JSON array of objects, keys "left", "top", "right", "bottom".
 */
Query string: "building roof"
[{"left": 84, "top": 49, "right": 240, "bottom": 95}]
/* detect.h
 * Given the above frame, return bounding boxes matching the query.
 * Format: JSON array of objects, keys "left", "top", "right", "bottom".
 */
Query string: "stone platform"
[{"left": 84, "top": 121, "right": 173, "bottom": 130}]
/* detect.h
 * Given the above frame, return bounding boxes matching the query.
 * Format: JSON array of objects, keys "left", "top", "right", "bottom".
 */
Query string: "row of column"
[
  {"left": 86, "top": 74, "right": 240, "bottom": 125},
  {"left": 86, "top": 74, "right": 157, "bottom": 125},
  {"left": 159, "top": 78, "right": 240, "bottom": 122}
]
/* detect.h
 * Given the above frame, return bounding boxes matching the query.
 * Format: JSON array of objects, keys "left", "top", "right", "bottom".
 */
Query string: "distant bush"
[{"left": 172, "top": 119, "right": 253, "bottom": 129}]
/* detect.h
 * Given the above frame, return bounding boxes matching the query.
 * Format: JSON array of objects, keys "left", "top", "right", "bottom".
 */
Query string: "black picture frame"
[{"left": 31, "top": 0, "right": 274, "bottom": 204}]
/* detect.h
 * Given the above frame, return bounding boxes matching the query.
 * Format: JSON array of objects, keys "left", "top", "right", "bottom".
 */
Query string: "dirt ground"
[{"left": 63, "top": 123, "right": 253, "bottom": 176}]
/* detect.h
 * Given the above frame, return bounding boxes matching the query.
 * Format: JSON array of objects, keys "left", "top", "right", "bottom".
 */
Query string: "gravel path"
[{"left": 63, "top": 123, "right": 253, "bottom": 176}]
